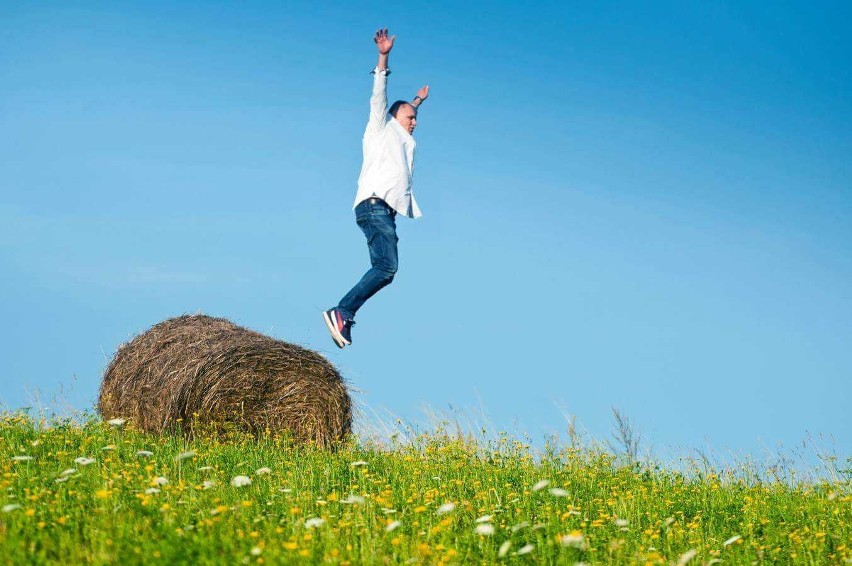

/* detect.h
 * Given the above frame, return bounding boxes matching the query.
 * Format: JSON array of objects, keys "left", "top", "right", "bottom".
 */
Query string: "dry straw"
[{"left": 98, "top": 314, "right": 351, "bottom": 447}]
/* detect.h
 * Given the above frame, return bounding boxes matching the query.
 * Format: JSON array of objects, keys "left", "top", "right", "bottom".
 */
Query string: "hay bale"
[{"left": 98, "top": 314, "right": 351, "bottom": 446}]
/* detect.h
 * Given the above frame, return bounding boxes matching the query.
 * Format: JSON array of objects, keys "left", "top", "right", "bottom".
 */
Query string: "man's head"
[{"left": 389, "top": 100, "right": 417, "bottom": 135}]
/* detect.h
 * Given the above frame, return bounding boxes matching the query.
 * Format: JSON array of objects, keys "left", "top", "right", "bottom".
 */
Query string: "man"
[{"left": 323, "top": 28, "right": 429, "bottom": 348}]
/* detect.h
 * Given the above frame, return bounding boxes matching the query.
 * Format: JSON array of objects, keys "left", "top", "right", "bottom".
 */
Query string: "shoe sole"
[{"left": 322, "top": 311, "right": 347, "bottom": 348}]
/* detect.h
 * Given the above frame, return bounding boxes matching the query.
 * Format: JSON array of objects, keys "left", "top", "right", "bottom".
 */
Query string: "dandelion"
[
  {"left": 11, "top": 456, "right": 33, "bottom": 461},
  {"left": 145, "top": 488, "right": 161, "bottom": 495},
  {"left": 176, "top": 451, "right": 195, "bottom": 461},
  {"left": 475, "top": 523, "right": 495, "bottom": 536},
  {"left": 304, "top": 517, "right": 325, "bottom": 528},
  {"left": 676, "top": 549, "right": 698, "bottom": 566},
  {"left": 351, "top": 461, "right": 368, "bottom": 467},
  {"left": 74, "top": 457, "right": 96, "bottom": 466},
  {"left": 153, "top": 477, "right": 169, "bottom": 486},
  {"left": 475, "top": 515, "right": 492, "bottom": 523},
  {"left": 202, "top": 480, "right": 217, "bottom": 490},
  {"left": 255, "top": 467, "right": 272, "bottom": 475},
  {"left": 341, "top": 495, "right": 365, "bottom": 505},
  {"left": 2, "top": 504, "right": 21, "bottom": 513},
  {"left": 723, "top": 535, "right": 741, "bottom": 547},
  {"left": 560, "top": 531, "right": 586, "bottom": 549},
  {"left": 532, "top": 479, "right": 550, "bottom": 491},
  {"left": 386, "top": 520, "right": 402, "bottom": 532},
  {"left": 106, "top": 418, "right": 126, "bottom": 426},
  {"left": 516, "top": 544, "right": 534, "bottom": 555},
  {"left": 436, "top": 502, "right": 455, "bottom": 515},
  {"left": 136, "top": 450, "right": 153, "bottom": 457},
  {"left": 549, "top": 488, "right": 569, "bottom": 497},
  {"left": 498, "top": 541, "right": 512, "bottom": 557},
  {"left": 511, "top": 521, "right": 530, "bottom": 532},
  {"left": 231, "top": 475, "right": 252, "bottom": 487}
]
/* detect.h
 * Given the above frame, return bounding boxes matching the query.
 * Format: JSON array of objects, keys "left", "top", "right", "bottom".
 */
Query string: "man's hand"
[
  {"left": 416, "top": 85, "right": 430, "bottom": 101},
  {"left": 413, "top": 85, "right": 429, "bottom": 108},
  {"left": 374, "top": 28, "right": 395, "bottom": 55}
]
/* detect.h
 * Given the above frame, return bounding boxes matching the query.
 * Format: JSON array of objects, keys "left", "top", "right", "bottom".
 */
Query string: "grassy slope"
[{"left": 0, "top": 414, "right": 849, "bottom": 565}]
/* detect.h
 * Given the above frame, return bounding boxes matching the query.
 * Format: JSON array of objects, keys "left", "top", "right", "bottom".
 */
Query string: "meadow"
[{"left": 1, "top": 412, "right": 848, "bottom": 565}]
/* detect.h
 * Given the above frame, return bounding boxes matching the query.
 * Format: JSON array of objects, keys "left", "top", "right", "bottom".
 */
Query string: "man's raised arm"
[
  {"left": 412, "top": 85, "right": 430, "bottom": 110},
  {"left": 366, "top": 28, "right": 395, "bottom": 134}
]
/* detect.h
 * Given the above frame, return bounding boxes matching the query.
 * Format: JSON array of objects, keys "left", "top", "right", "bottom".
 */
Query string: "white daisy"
[
  {"left": 532, "top": 479, "right": 550, "bottom": 492},
  {"left": 560, "top": 532, "right": 585, "bottom": 548},
  {"left": 436, "top": 502, "right": 455, "bottom": 515},
  {"left": 549, "top": 488, "right": 569, "bottom": 497},
  {"left": 723, "top": 535, "right": 741, "bottom": 546},
  {"left": 136, "top": 450, "right": 153, "bottom": 457},
  {"left": 2, "top": 504, "right": 21, "bottom": 513},
  {"left": 145, "top": 488, "right": 161, "bottom": 495},
  {"left": 676, "top": 549, "right": 698, "bottom": 566},
  {"left": 474, "top": 523, "right": 495, "bottom": 535},
  {"left": 385, "top": 520, "right": 401, "bottom": 532},
  {"left": 304, "top": 517, "right": 325, "bottom": 528},
  {"left": 511, "top": 521, "right": 530, "bottom": 533},
  {"left": 106, "top": 418, "right": 126, "bottom": 426},
  {"left": 516, "top": 544, "right": 534, "bottom": 555},
  {"left": 74, "top": 457, "right": 96, "bottom": 466},
  {"left": 498, "top": 541, "right": 512, "bottom": 557},
  {"left": 153, "top": 476, "right": 169, "bottom": 486},
  {"left": 475, "top": 515, "right": 492, "bottom": 523},
  {"left": 255, "top": 467, "right": 272, "bottom": 475},
  {"left": 176, "top": 451, "right": 195, "bottom": 461},
  {"left": 11, "top": 456, "right": 33, "bottom": 462},
  {"left": 231, "top": 475, "right": 251, "bottom": 487}
]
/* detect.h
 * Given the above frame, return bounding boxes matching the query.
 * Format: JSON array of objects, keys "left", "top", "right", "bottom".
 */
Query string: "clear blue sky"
[{"left": 2, "top": 1, "right": 850, "bottom": 458}]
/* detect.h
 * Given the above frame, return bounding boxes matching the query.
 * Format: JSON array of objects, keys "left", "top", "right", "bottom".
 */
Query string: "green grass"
[{"left": 1, "top": 413, "right": 849, "bottom": 565}]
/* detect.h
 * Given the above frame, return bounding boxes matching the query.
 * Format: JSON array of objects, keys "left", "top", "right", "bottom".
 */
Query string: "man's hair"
[{"left": 389, "top": 100, "right": 412, "bottom": 117}]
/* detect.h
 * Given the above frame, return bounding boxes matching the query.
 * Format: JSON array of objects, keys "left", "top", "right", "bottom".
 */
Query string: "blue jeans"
[{"left": 337, "top": 199, "right": 399, "bottom": 319}]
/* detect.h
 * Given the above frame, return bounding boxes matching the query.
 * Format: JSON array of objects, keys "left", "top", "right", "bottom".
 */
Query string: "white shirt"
[{"left": 353, "top": 68, "right": 422, "bottom": 219}]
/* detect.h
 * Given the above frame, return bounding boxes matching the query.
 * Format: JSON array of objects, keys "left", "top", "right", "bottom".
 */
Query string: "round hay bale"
[{"left": 98, "top": 314, "right": 351, "bottom": 447}]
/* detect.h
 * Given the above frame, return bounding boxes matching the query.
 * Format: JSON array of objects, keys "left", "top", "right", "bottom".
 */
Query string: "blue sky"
[{"left": 1, "top": 1, "right": 850, "bottom": 459}]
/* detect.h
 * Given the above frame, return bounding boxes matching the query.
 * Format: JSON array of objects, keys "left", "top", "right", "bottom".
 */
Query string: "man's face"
[{"left": 394, "top": 103, "right": 417, "bottom": 135}]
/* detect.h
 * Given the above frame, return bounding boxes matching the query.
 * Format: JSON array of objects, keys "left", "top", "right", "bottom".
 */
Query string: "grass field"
[{"left": 1, "top": 412, "right": 849, "bottom": 565}]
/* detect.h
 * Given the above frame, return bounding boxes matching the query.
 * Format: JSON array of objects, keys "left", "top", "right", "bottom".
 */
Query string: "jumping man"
[{"left": 323, "top": 28, "right": 429, "bottom": 348}]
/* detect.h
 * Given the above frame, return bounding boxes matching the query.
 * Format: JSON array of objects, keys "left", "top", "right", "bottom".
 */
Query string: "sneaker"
[{"left": 323, "top": 308, "right": 354, "bottom": 348}]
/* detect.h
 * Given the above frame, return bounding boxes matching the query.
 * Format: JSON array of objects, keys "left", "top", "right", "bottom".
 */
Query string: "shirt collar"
[{"left": 388, "top": 115, "right": 415, "bottom": 141}]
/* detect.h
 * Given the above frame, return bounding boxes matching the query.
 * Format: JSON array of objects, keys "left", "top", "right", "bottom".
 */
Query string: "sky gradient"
[{"left": 1, "top": 1, "right": 850, "bottom": 460}]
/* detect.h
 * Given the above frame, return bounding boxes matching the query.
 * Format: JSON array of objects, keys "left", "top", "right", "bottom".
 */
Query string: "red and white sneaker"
[{"left": 323, "top": 308, "right": 354, "bottom": 348}]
